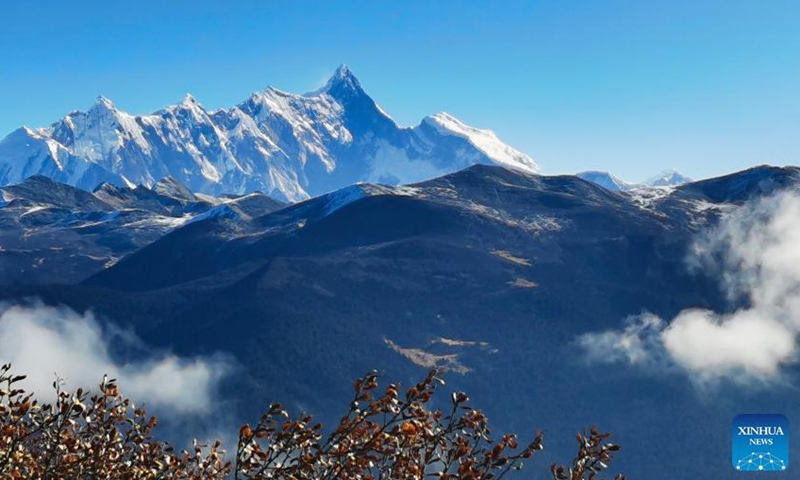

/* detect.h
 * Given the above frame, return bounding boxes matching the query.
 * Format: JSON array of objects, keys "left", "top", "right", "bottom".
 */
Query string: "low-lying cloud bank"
[
  {"left": 0, "top": 302, "right": 232, "bottom": 415},
  {"left": 579, "top": 190, "right": 800, "bottom": 384}
]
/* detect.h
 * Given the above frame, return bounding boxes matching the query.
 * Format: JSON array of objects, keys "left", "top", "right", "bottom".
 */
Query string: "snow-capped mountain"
[
  {"left": 576, "top": 171, "right": 636, "bottom": 191},
  {"left": 645, "top": 169, "right": 692, "bottom": 186},
  {"left": 578, "top": 169, "right": 692, "bottom": 191},
  {"left": 0, "top": 65, "right": 538, "bottom": 202}
]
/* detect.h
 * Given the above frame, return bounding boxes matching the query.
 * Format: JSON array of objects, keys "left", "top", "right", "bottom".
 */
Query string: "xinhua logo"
[{"left": 732, "top": 414, "right": 789, "bottom": 472}]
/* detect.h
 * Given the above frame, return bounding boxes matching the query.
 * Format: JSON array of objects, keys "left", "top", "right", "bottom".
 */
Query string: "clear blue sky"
[{"left": 1, "top": 0, "right": 798, "bottom": 181}]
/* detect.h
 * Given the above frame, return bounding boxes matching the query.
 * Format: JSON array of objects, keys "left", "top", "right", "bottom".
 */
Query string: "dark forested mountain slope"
[{"left": 2, "top": 164, "right": 799, "bottom": 479}]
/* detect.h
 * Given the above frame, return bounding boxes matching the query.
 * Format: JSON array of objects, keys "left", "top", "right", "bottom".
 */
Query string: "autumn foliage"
[
  {"left": 0, "top": 364, "right": 626, "bottom": 479},
  {"left": 0, "top": 363, "right": 228, "bottom": 479}
]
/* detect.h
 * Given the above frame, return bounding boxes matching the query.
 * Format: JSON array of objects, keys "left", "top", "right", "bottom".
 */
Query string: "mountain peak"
[
  {"left": 332, "top": 63, "right": 355, "bottom": 80},
  {"left": 21, "top": 174, "right": 58, "bottom": 186},
  {"left": 173, "top": 93, "right": 208, "bottom": 115},
  {"left": 318, "top": 64, "right": 364, "bottom": 97},
  {"left": 181, "top": 93, "right": 200, "bottom": 106},
  {"left": 91, "top": 95, "right": 116, "bottom": 112},
  {"left": 577, "top": 171, "right": 636, "bottom": 191},
  {"left": 154, "top": 176, "right": 197, "bottom": 202},
  {"left": 646, "top": 169, "right": 692, "bottom": 187},
  {"left": 422, "top": 112, "right": 540, "bottom": 174}
]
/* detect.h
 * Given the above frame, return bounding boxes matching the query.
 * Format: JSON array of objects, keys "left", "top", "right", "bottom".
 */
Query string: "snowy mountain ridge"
[
  {"left": 578, "top": 169, "right": 692, "bottom": 191},
  {"left": 645, "top": 169, "right": 693, "bottom": 187},
  {"left": 0, "top": 174, "right": 285, "bottom": 284},
  {"left": 576, "top": 171, "right": 637, "bottom": 191},
  {"left": 0, "top": 65, "right": 538, "bottom": 202}
]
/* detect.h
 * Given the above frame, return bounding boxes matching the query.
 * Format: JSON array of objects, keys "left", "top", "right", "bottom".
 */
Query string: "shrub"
[
  {"left": 0, "top": 364, "right": 625, "bottom": 479},
  {"left": 0, "top": 363, "right": 229, "bottom": 479}
]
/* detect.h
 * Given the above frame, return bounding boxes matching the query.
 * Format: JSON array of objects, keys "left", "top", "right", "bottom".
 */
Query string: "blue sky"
[{"left": 1, "top": 0, "right": 798, "bottom": 181}]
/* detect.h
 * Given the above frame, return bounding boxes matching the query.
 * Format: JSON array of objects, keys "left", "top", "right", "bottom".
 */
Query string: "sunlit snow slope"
[{"left": 0, "top": 65, "right": 538, "bottom": 202}]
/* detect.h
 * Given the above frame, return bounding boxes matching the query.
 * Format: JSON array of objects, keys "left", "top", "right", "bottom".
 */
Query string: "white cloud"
[
  {"left": 578, "top": 190, "right": 800, "bottom": 384},
  {"left": 576, "top": 312, "right": 667, "bottom": 369},
  {"left": 0, "top": 302, "right": 232, "bottom": 415},
  {"left": 662, "top": 308, "right": 796, "bottom": 379}
]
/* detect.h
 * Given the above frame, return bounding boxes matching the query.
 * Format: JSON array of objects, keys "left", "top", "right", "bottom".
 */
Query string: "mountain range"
[
  {"left": 0, "top": 65, "right": 539, "bottom": 202},
  {"left": 0, "top": 175, "right": 283, "bottom": 285},
  {"left": 2, "top": 164, "right": 799, "bottom": 479},
  {"left": 577, "top": 169, "right": 692, "bottom": 191},
  {"left": 0, "top": 61, "right": 786, "bottom": 480}
]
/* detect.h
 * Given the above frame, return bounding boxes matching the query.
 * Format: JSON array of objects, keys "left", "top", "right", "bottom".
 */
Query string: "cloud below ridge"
[
  {"left": 0, "top": 302, "right": 232, "bottom": 415},
  {"left": 578, "top": 190, "right": 800, "bottom": 384}
]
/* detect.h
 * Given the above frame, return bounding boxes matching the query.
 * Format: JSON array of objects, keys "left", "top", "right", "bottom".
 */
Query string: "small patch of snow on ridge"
[
  {"left": 323, "top": 183, "right": 419, "bottom": 216},
  {"left": 324, "top": 184, "right": 368, "bottom": 215},
  {"left": 625, "top": 186, "right": 675, "bottom": 209}
]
